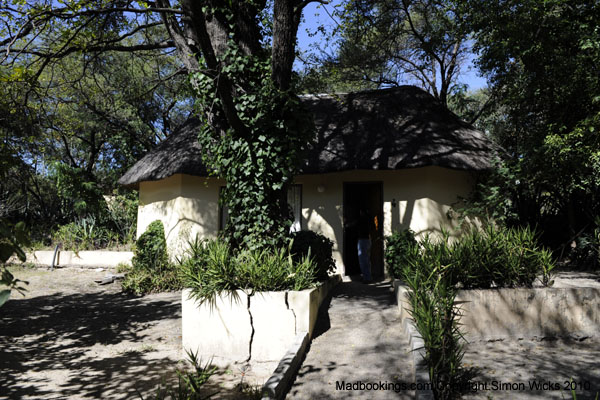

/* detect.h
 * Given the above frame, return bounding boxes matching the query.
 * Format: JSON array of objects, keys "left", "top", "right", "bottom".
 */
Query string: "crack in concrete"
[
  {"left": 246, "top": 294, "right": 255, "bottom": 363},
  {"left": 285, "top": 292, "right": 297, "bottom": 334}
]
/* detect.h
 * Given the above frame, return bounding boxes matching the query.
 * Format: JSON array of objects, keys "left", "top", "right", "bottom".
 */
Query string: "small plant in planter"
[
  {"left": 178, "top": 237, "right": 317, "bottom": 305},
  {"left": 289, "top": 230, "right": 335, "bottom": 281}
]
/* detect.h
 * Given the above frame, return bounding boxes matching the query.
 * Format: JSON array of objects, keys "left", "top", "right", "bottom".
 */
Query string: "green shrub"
[
  {"left": 388, "top": 225, "right": 555, "bottom": 288},
  {"left": 52, "top": 216, "right": 111, "bottom": 251},
  {"left": 450, "top": 225, "right": 555, "bottom": 288},
  {"left": 401, "top": 255, "right": 464, "bottom": 400},
  {"left": 131, "top": 221, "right": 169, "bottom": 271},
  {"left": 289, "top": 230, "right": 335, "bottom": 281},
  {"left": 569, "top": 217, "right": 600, "bottom": 271},
  {"left": 179, "top": 238, "right": 317, "bottom": 305},
  {"left": 104, "top": 191, "right": 138, "bottom": 246},
  {"left": 384, "top": 229, "right": 418, "bottom": 279},
  {"left": 121, "top": 220, "right": 181, "bottom": 295}
]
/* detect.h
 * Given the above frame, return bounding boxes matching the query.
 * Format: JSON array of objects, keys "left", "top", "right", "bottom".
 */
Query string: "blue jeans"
[{"left": 357, "top": 239, "right": 372, "bottom": 281}]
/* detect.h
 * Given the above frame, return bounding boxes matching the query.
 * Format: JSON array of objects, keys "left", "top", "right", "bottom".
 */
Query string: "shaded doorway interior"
[{"left": 343, "top": 182, "right": 384, "bottom": 278}]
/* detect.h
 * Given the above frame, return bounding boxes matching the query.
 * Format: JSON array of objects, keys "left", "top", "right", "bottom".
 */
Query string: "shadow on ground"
[
  {"left": 462, "top": 337, "right": 600, "bottom": 400},
  {"left": 0, "top": 291, "right": 181, "bottom": 399},
  {"left": 288, "top": 281, "right": 414, "bottom": 399}
]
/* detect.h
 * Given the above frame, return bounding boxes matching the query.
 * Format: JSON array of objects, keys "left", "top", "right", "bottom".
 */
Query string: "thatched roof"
[
  {"left": 118, "top": 117, "right": 207, "bottom": 187},
  {"left": 119, "top": 86, "right": 495, "bottom": 188}
]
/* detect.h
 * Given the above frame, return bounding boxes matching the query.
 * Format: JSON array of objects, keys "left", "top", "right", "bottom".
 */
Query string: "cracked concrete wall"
[
  {"left": 457, "top": 287, "right": 600, "bottom": 339},
  {"left": 182, "top": 289, "right": 252, "bottom": 366},
  {"left": 182, "top": 277, "right": 340, "bottom": 367},
  {"left": 394, "top": 280, "right": 600, "bottom": 340},
  {"left": 249, "top": 292, "right": 298, "bottom": 361}
]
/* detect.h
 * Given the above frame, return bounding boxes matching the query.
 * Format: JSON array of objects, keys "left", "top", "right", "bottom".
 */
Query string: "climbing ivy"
[{"left": 192, "top": 39, "right": 313, "bottom": 250}]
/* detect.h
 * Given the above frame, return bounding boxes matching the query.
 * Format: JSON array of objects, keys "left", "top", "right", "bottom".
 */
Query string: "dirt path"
[
  {"left": 0, "top": 266, "right": 265, "bottom": 400},
  {"left": 288, "top": 281, "right": 414, "bottom": 399}
]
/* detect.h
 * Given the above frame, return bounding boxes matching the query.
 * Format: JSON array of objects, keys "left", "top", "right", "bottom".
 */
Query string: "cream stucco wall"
[
  {"left": 294, "top": 167, "right": 474, "bottom": 274},
  {"left": 137, "top": 167, "right": 474, "bottom": 268},
  {"left": 138, "top": 174, "right": 223, "bottom": 257}
]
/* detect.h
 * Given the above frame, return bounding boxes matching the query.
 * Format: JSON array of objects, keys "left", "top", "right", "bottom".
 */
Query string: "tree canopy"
[
  {"left": 456, "top": 0, "right": 600, "bottom": 265},
  {"left": 1, "top": 0, "right": 320, "bottom": 249},
  {"left": 298, "top": 0, "right": 470, "bottom": 107}
]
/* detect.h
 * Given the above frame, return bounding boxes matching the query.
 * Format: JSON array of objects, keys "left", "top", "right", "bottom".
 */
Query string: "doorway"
[{"left": 343, "top": 182, "right": 384, "bottom": 278}]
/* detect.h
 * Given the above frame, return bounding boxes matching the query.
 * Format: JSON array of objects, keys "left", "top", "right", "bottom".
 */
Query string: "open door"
[{"left": 343, "top": 182, "right": 384, "bottom": 278}]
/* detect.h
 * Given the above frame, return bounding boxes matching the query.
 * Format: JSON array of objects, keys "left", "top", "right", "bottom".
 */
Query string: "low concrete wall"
[
  {"left": 394, "top": 280, "right": 600, "bottom": 340},
  {"left": 182, "top": 275, "right": 340, "bottom": 367},
  {"left": 24, "top": 250, "right": 133, "bottom": 268}
]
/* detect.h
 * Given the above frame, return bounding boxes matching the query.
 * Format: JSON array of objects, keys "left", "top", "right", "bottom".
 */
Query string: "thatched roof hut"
[{"left": 119, "top": 86, "right": 495, "bottom": 188}]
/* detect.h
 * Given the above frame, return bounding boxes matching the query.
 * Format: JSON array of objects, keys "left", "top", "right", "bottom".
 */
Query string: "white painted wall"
[
  {"left": 295, "top": 167, "right": 474, "bottom": 273},
  {"left": 137, "top": 167, "right": 474, "bottom": 269}
]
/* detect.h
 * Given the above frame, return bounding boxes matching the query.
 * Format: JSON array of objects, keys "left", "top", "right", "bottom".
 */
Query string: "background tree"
[
  {"left": 1, "top": 0, "right": 319, "bottom": 249},
  {"left": 457, "top": 0, "right": 600, "bottom": 266},
  {"left": 1, "top": 23, "right": 192, "bottom": 240},
  {"left": 299, "top": 0, "right": 470, "bottom": 107}
]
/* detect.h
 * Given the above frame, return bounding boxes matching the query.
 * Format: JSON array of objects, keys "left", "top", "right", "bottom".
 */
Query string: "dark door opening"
[{"left": 343, "top": 182, "right": 384, "bottom": 278}]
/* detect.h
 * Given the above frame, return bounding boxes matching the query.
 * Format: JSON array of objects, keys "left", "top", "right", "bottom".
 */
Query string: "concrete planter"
[
  {"left": 394, "top": 279, "right": 600, "bottom": 340},
  {"left": 22, "top": 250, "right": 133, "bottom": 268},
  {"left": 182, "top": 275, "right": 340, "bottom": 366}
]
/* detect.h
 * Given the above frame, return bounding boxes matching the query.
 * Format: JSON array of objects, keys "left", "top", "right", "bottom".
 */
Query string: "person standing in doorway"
[{"left": 357, "top": 208, "right": 372, "bottom": 283}]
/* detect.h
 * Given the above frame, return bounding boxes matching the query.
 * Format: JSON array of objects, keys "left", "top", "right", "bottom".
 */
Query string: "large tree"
[{"left": 1, "top": 1, "right": 319, "bottom": 249}]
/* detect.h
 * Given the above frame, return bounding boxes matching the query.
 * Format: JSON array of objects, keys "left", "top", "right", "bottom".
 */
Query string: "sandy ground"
[
  {"left": 460, "top": 270, "right": 600, "bottom": 400},
  {"left": 0, "top": 266, "right": 271, "bottom": 400},
  {"left": 461, "top": 337, "right": 600, "bottom": 400}
]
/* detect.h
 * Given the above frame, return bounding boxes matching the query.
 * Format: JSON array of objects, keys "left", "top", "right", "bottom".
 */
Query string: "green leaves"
[
  {"left": 193, "top": 38, "right": 314, "bottom": 250},
  {"left": 384, "top": 229, "right": 418, "bottom": 279},
  {"left": 179, "top": 239, "right": 317, "bottom": 305},
  {"left": 0, "top": 220, "right": 29, "bottom": 263},
  {"left": 121, "top": 220, "right": 180, "bottom": 295},
  {"left": 0, "top": 220, "right": 29, "bottom": 307},
  {"left": 0, "top": 289, "right": 10, "bottom": 308},
  {"left": 457, "top": 0, "right": 600, "bottom": 260}
]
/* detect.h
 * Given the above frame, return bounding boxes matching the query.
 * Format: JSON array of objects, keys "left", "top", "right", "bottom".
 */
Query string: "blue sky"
[{"left": 295, "top": 1, "right": 487, "bottom": 91}]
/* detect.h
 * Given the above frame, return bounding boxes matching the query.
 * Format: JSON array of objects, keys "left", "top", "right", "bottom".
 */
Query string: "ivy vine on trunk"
[
  {"left": 177, "top": 2, "right": 314, "bottom": 250},
  {"left": 193, "top": 41, "right": 314, "bottom": 249}
]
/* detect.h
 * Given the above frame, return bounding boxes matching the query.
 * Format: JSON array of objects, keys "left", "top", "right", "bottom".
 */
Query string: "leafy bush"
[
  {"left": 569, "top": 217, "right": 600, "bottom": 271},
  {"left": 121, "top": 220, "right": 181, "bottom": 295},
  {"left": 289, "top": 230, "right": 335, "bottom": 280},
  {"left": 384, "top": 229, "right": 417, "bottom": 279},
  {"left": 52, "top": 216, "right": 112, "bottom": 251},
  {"left": 387, "top": 225, "right": 555, "bottom": 288},
  {"left": 50, "top": 191, "right": 137, "bottom": 251},
  {"left": 401, "top": 258, "right": 464, "bottom": 400},
  {"left": 131, "top": 221, "right": 169, "bottom": 271},
  {"left": 104, "top": 191, "right": 138, "bottom": 245},
  {"left": 454, "top": 225, "right": 555, "bottom": 288},
  {"left": 0, "top": 220, "right": 29, "bottom": 307},
  {"left": 179, "top": 238, "right": 317, "bottom": 305}
]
